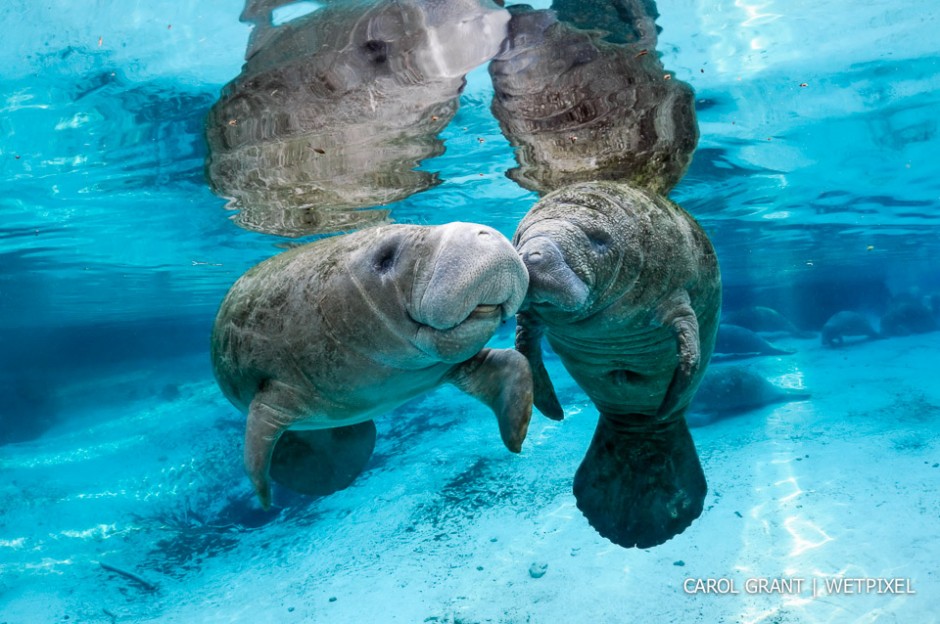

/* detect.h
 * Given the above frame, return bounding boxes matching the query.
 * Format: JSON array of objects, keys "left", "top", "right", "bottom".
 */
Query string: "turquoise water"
[{"left": 2, "top": 1, "right": 939, "bottom": 622}]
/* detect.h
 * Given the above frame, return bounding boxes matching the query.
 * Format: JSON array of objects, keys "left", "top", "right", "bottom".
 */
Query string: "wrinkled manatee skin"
[
  {"left": 212, "top": 222, "right": 531, "bottom": 507},
  {"left": 514, "top": 182, "right": 721, "bottom": 548}
]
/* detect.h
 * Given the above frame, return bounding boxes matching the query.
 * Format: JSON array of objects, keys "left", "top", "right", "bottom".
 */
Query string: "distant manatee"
[
  {"left": 714, "top": 324, "right": 795, "bottom": 359},
  {"left": 488, "top": 6, "right": 697, "bottom": 196},
  {"left": 723, "top": 306, "right": 813, "bottom": 338},
  {"left": 820, "top": 311, "right": 879, "bottom": 347},
  {"left": 687, "top": 366, "right": 811, "bottom": 428},
  {"left": 880, "top": 301, "right": 937, "bottom": 337},
  {"left": 206, "top": 0, "right": 510, "bottom": 236}
]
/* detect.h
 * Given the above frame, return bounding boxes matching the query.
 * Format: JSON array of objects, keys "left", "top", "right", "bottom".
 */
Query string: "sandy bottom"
[{"left": 1, "top": 332, "right": 938, "bottom": 623}]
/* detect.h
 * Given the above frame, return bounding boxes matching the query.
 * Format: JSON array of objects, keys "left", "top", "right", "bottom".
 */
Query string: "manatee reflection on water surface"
[
  {"left": 489, "top": 2, "right": 697, "bottom": 196},
  {"left": 205, "top": 0, "right": 510, "bottom": 237}
]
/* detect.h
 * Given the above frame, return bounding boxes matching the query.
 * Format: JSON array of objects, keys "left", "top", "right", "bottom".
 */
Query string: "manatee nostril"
[
  {"left": 524, "top": 250, "right": 542, "bottom": 264},
  {"left": 477, "top": 229, "right": 492, "bottom": 237}
]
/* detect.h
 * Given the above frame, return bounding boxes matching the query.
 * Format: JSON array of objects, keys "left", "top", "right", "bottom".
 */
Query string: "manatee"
[
  {"left": 687, "top": 365, "right": 811, "bottom": 428},
  {"left": 211, "top": 222, "right": 532, "bottom": 508},
  {"left": 513, "top": 182, "right": 721, "bottom": 548},
  {"left": 880, "top": 301, "right": 937, "bottom": 337},
  {"left": 488, "top": 6, "right": 697, "bottom": 196},
  {"left": 820, "top": 311, "right": 879, "bottom": 347},
  {"left": 205, "top": 0, "right": 510, "bottom": 237},
  {"left": 723, "top": 306, "right": 813, "bottom": 338},
  {"left": 713, "top": 324, "right": 795, "bottom": 359}
]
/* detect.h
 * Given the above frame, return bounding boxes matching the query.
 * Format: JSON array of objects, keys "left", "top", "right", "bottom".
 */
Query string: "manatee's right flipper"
[
  {"left": 448, "top": 347, "right": 534, "bottom": 453},
  {"left": 573, "top": 413, "right": 707, "bottom": 548},
  {"left": 656, "top": 290, "right": 702, "bottom": 417},
  {"left": 515, "top": 311, "right": 564, "bottom": 420},
  {"left": 269, "top": 421, "right": 377, "bottom": 498}
]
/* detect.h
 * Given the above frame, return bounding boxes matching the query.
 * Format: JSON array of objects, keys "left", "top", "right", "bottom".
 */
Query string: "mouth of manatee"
[
  {"left": 517, "top": 234, "right": 590, "bottom": 311},
  {"left": 409, "top": 298, "right": 510, "bottom": 363},
  {"left": 410, "top": 235, "right": 525, "bottom": 332},
  {"left": 413, "top": 302, "right": 506, "bottom": 334},
  {"left": 471, "top": 303, "right": 500, "bottom": 315}
]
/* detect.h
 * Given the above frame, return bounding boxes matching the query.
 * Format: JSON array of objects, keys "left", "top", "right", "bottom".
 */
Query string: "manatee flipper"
[
  {"left": 269, "top": 421, "right": 377, "bottom": 498},
  {"left": 515, "top": 311, "right": 564, "bottom": 420},
  {"left": 573, "top": 413, "right": 707, "bottom": 548},
  {"left": 656, "top": 290, "right": 701, "bottom": 417},
  {"left": 448, "top": 347, "right": 534, "bottom": 452},
  {"left": 245, "top": 396, "right": 290, "bottom": 510},
  {"left": 244, "top": 380, "right": 313, "bottom": 509}
]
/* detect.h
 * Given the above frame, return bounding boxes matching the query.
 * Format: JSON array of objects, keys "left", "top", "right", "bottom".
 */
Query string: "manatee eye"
[
  {"left": 586, "top": 231, "right": 611, "bottom": 254},
  {"left": 363, "top": 39, "right": 388, "bottom": 64},
  {"left": 372, "top": 243, "right": 397, "bottom": 274}
]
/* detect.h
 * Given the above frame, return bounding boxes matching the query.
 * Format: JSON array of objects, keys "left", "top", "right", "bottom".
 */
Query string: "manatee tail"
[
  {"left": 573, "top": 413, "right": 706, "bottom": 549},
  {"left": 269, "top": 422, "right": 377, "bottom": 499}
]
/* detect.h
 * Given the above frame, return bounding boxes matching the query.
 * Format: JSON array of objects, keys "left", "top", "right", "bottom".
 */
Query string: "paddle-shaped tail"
[{"left": 573, "top": 412, "right": 706, "bottom": 548}]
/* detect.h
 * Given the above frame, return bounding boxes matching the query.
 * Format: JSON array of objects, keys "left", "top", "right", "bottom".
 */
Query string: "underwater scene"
[{"left": 1, "top": 0, "right": 939, "bottom": 621}]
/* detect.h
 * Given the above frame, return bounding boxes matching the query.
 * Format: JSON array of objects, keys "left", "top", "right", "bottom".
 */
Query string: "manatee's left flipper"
[
  {"left": 573, "top": 412, "right": 707, "bottom": 548},
  {"left": 656, "top": 289, "right": 701, "bottom": 417},
  {"left": 245, "top": 385, "right": 297, "bottom": 509},
  {"left": 269, "top": 421, "right": 377, "bottom": 498},
  {"left": 448, "top": 347, "right": 534, "bottom": 452}
]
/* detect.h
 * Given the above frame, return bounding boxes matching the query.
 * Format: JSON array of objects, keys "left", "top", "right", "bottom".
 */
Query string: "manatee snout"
[
  {"left": 416, "top": 0, "right": 511, "bottom": 79},
  {"left": 517, "top": 235, "right": 589, "bottom": 311},
  {"left": 415, "top": 223, "right": 528, "bottom": 337}
]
